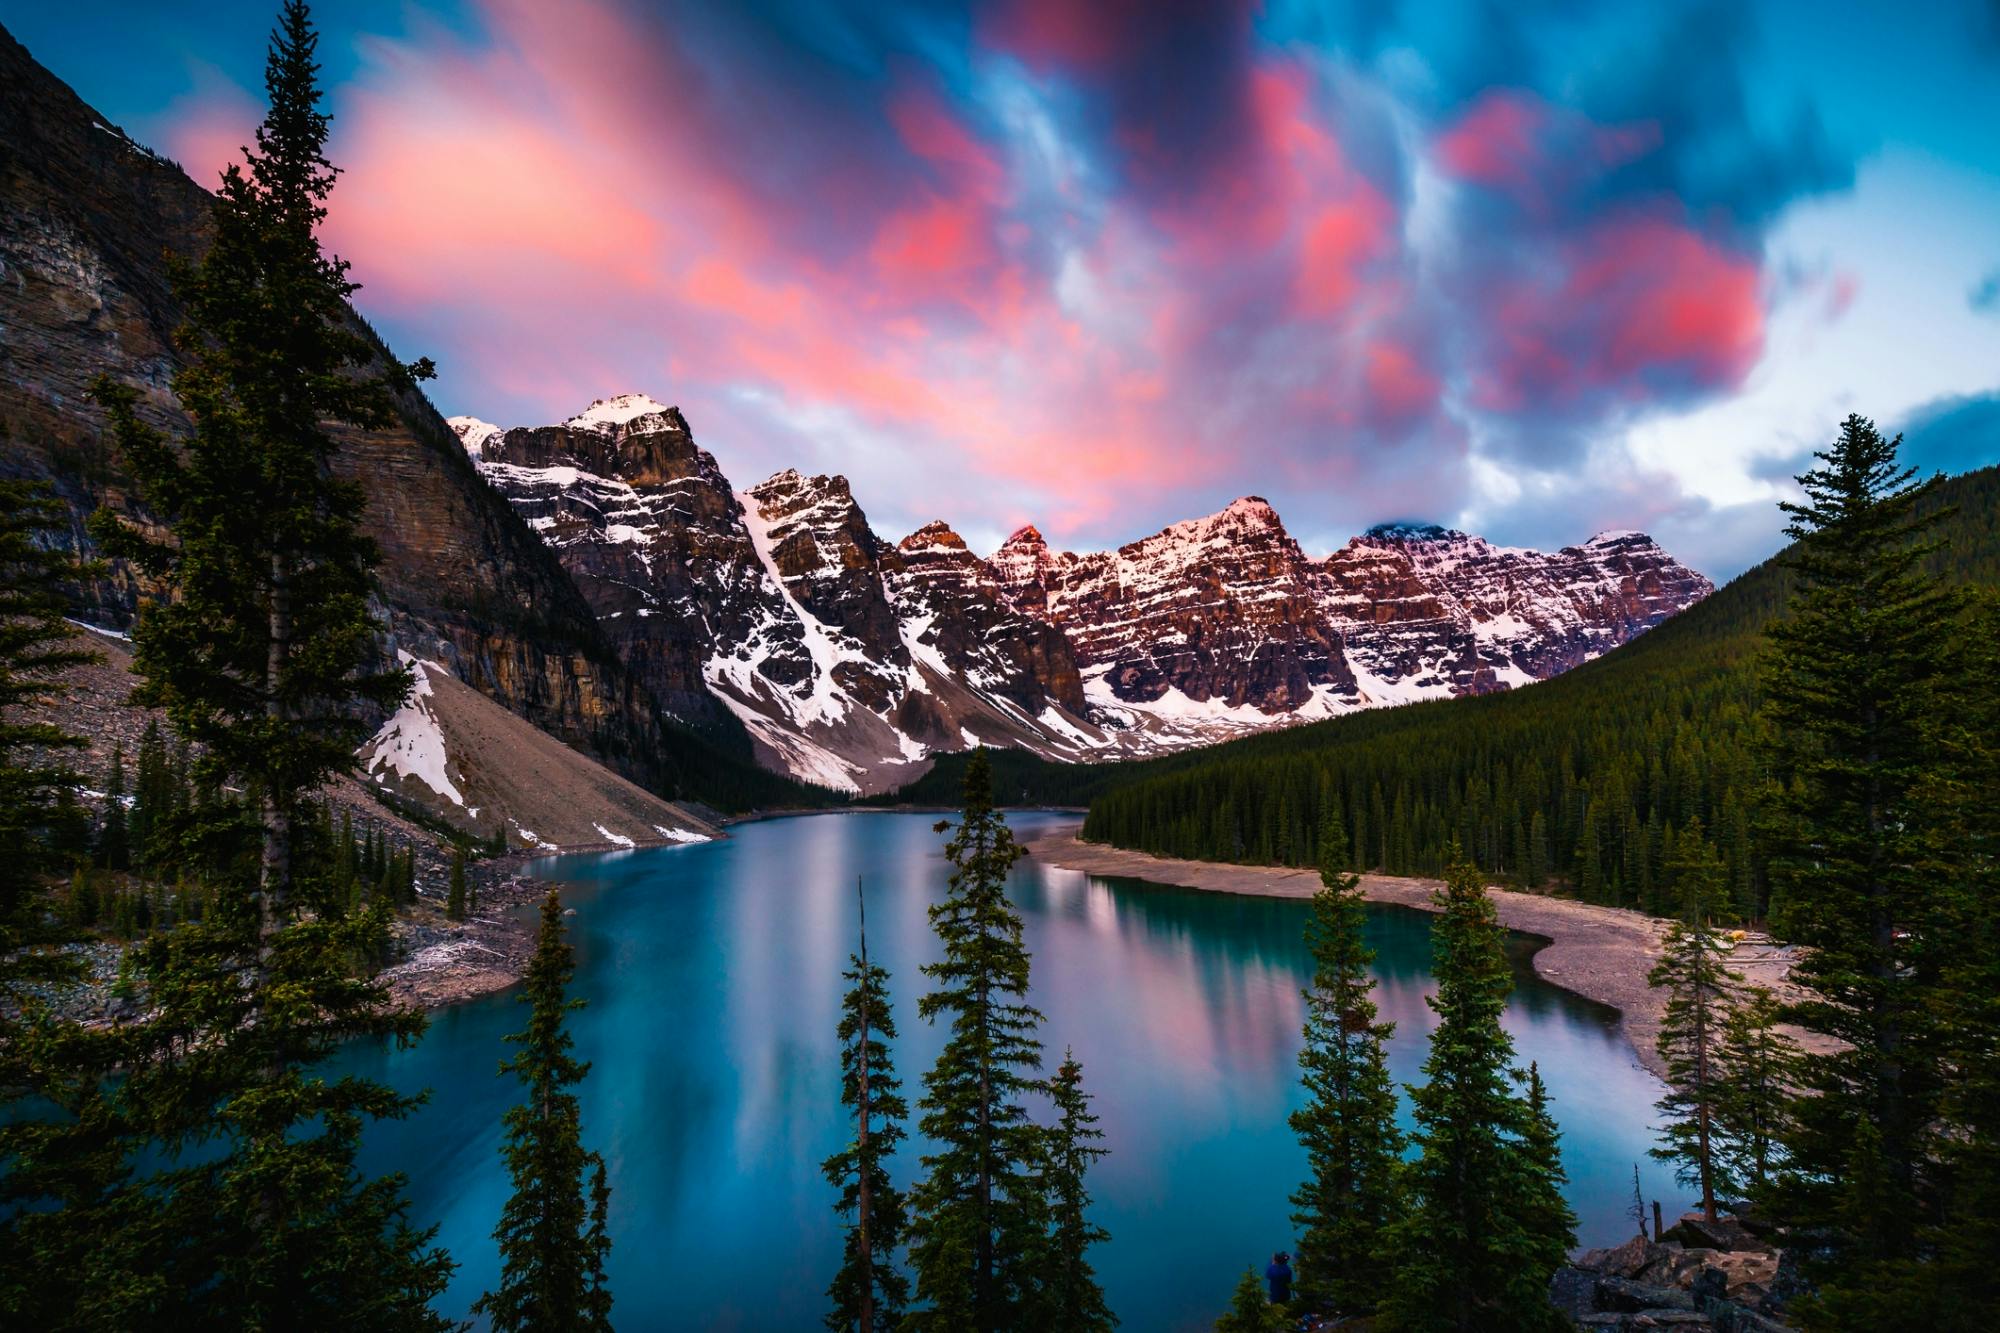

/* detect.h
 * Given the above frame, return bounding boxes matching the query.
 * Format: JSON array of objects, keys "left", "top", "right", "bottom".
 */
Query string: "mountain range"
[
  {"left": 451, "top": 394, "right": 1711, "bottom": 792},
  {"left": 1, "top": 25, "right": 1710, "bottom": 808}
]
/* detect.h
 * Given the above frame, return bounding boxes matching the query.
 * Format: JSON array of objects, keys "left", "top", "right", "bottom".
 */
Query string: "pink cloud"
[
  {"left": 1472, "top": 213, "right": 1764, "bottom": 412},
  {"left": 1435, "top": 90, "right": 1661, "bottom": 214},
  {"left": 143, "top": 0, "right": 1776, "bottom": 551}
]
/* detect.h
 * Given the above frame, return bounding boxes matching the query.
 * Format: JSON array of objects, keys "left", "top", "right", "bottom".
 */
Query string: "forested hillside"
[{"left": 896, "top": 466, "right": 2000, "bottom": 917}]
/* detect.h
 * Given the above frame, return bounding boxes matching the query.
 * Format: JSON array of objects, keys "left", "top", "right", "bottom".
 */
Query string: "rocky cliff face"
[
  {"left": 888, "top": 521, "right": 1085, "bottom": 718},
  {"left": 992, "top": 497, "right": 1361, "bottom": 718},
  {"left": 0, "top": 27, "right": 683, "bottom": 794},
  {"left": 464, "top": 397, "right": 1713, "bottom": 790},
  {"left": 993, "top": 511, "right": 1713, "bottom": 725},
  {"left": 1314, "top": 524, "right": 1716, "bottom": 699},
  {"left": 460, "top": 407, "right": 1112, "bottom": 792}
]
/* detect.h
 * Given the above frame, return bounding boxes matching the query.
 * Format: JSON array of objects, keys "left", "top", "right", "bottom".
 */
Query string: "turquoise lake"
[{"left": 337, "top": 811, "right": 1683, "bottom": 1330}]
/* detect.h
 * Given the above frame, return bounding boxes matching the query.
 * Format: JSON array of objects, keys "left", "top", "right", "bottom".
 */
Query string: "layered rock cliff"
[
  {"left": 460, "top": 407, "right": 1111, "bottom": 792},
  {"left": 461, "top": 396, "right": 1713, "bottom": 790}
]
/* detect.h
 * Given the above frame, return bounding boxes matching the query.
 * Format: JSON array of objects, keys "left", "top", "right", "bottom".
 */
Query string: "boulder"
[
  {"left": 1662, "top": 1214, "right": 1770, "bottom": 1254},
  {"left": 1585, "top": 1233, "right": 1659, "bottom": 1279},
  {"left": 1549, "top": 1265, "right": 1600, "bottom": 1321},
  {"left": 1596, "top": 1276, "right": 1696, "bottom": 1313}
]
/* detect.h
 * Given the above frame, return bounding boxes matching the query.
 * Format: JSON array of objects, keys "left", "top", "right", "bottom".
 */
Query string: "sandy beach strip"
[{"left": 1023, "top": 830, "right": 1814, "bottom": 1084}]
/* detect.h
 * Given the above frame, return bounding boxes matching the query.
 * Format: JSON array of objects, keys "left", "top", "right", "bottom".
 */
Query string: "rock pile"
[{"left": 1551, "top": 1214, "right": 1803, "bottom": 1331}]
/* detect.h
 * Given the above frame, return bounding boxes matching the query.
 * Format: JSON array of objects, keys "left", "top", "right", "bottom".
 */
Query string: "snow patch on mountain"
[
  {"left": 565, "top": 393, "right": 676, "bottom": 433},
  {"left": 446, "top": 416, "right": 502, "bottom": 457},
  {"left": 364, "top": 654, "right": 465, "bottom": 806}
]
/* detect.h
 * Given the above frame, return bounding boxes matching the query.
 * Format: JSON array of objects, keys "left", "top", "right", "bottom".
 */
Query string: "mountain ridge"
[{"left": 454, "top": 395, "right": 1713, "bottom": 792}]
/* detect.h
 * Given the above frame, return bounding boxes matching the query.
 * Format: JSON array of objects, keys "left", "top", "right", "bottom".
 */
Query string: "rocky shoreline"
[{"left": 1022, "top": 830, "right": 1821, "bottom": 1084}]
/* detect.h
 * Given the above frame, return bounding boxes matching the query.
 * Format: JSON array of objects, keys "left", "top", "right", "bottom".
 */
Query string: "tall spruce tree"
[
  {"left": 824, "top": 885, "right": 909, "bottom": 1333},
  {"left": 905, "top": 748, "right": 1048, "bottom": 1329},
  {"left": 51, "top": 4, "right": 457, "bottom": 1324},
  {"left": 1289, "top": 812, "right": 1403, "bottom": 1316},
  {"left": 98, "top": 744, "right": 131, "bottom": 871},
  {"left": 1517, "top": 1063, "right": 1577, "bottom": 1265},
  {"left": 1037, "top": 1051, "right": 1115, "bottom": 1332},
  {"left": 1921, "top": 596, "right": 2000, "bottom": 1328},
  {"left": 1648, "top": 820, "right": 1740, "bottom": 1220},
  {"left": 90, "top": 0, "right": 422, "bottom": 960},
  {"left": 1379, "top": 845, "right": 1570, "bottom": 1333},
  {"left": 476, "top": 889, "right": 613, "bottom": 1333},
  {"left": 1758, "top": 414, "right": 1966, "bottom": 1312}
]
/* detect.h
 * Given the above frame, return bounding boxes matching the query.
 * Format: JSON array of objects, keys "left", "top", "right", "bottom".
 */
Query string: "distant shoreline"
[
  {"left": 719, "top": 803, "right": 1088, "bottom": 825},
  {"left": 1021, "top": 830, "right": 1817, "bottom": 1084}
]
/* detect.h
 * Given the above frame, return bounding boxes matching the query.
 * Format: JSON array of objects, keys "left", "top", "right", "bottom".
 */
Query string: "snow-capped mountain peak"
[
  {"left": 466, "top": 395, "right": 1713, "bottom": 792},
  {"left": 564, "top": 392, "right": 678, "bottom": 433},
  {"left": 446, "top": 416, "right": 502, "bottom": 457}
]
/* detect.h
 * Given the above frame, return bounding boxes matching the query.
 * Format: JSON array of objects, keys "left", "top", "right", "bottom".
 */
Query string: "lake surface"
[{"left": 337, "top": 811, "right": 1683, "bottom": 1331}]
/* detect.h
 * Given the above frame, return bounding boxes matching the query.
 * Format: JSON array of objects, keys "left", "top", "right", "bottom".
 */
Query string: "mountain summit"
[{"left": 455, "top": 401, "right": 1713, "bottom": 790}]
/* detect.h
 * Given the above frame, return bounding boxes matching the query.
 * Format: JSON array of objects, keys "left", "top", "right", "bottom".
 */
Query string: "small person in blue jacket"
[{"left": 1265, "top": 1251, "right": 1293, "bottom": 1305}]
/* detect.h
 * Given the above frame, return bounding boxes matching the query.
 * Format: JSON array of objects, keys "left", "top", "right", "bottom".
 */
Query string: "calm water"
[{"left": 337, "top": 811, "right": 1682, "bottom": 1330}]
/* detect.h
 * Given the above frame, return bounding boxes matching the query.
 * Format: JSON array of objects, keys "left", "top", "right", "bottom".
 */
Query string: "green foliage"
[
  {"left": 475, "top": 889, "right": 613, "bottom": 1332},
  {"left": 1756, "top": 417, "right": 1970, "bottom": 1311},
  {"left": 1, "top": 7, "right": 457, "bottom": 1325},
  {"left": 1916, "top": 594, "right": 2000, "bottom": 1329},
  {"left": 1289, "top": 814, "right": 1403, "bottom": 1315},
  {"left": 1037, "top": 1051, "right": 1115, "bottom": 1332},
  {"left": 96, "top": 743, "right": 130, "bottom": 871},
  {"left": 1379, "top": 846, "right": 1571, "bottom": 1333},
  {"left": 824, "top": 904, "right": 909, "bottom": 1333},
  {"left": 980, "top": 467, "right": 2000, "bottom": 917},
  {"left": 0, "top": 479, "right": 97, "bottom": 927},
  {"left": 1213, "top": 1269, "right": 1286, "bottom": 1333},
  {"left": 904, "top": 749, "right": 1049, "bottom": 1330},
  {"left": 1647, "top": 820, "right": 1741, "bottom": 1218},
  {"left": 1516, "top": 1063, "right": 1577, "bottom": 1278},
  {"left": 1710, "top": 986, "right": 1796, "bottom": 1199}
]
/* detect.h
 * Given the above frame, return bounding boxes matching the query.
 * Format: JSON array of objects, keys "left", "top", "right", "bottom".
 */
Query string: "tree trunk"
[
  {"left": 261, "top": 549, "right": 293, "bottom": 973},
  {"left": 856, "top": 929, "right": 874, "bottom": 1333}
]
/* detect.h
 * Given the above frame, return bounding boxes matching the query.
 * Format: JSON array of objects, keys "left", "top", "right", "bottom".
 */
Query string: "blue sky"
[{"left": 6, "top": 0, "right": 1998, "bottom": 578}]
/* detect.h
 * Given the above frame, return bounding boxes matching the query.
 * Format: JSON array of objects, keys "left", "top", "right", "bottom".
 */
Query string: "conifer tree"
[
  {"left": 446, "top": 847, "right": 467, "bottom": 922},
  {"left": 1038, "top": 1051, "right": 1115, "bottom": 1332},
  {"left": 823, "top": 886, "right": 908, "bottom": 1333},
  {"left": 1757, "top": 415, "right": 1966, "bottom": 1304},
  {"left": 1289, "top": 813, "right": 1402, "bottom": 1315},
  {"left": 1517, "top": 1063, "right": 1577, "bottom": 1263},
  {"left": 1380, "top": 845, "right": 1570, "bottom": 1333},
  {"left": 1214, "top": 1269, "right": 1286, "bottom": 1333},
  {"left": 1903, "top": 594, "right": 2000, "bottom": 1328},
  {"left": 98, "top": 743, "right": 130, "bottom": 871},
  {"left": 905, "top": 749, "right": 1048, "bottom": 1329},
  {"left": 1710, "top": 986, "right": 1796, "bottom": 1199},
  {"left": 476, "top": 889, "right": 613, "bottom": 1332},
  {"left": 131, "top": 718, "right": 164, "bottom": 869},
  {"left": 90, "top": 0, "right": 424, "bottom": 964},
  {"left": 53, "top": 4, "right": 457, "bottom": 1324},
  {"left": 0, "top": 480, "right": 96, "bottom": 931},
  {"left": 1648, "top": 820, "right": 1739, "bottom": 1220}
]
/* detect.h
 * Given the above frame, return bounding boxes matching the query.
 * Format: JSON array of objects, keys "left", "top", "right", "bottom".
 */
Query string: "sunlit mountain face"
[{"left": 21, "top": 0, "right": 1999, "bottom": 579}]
